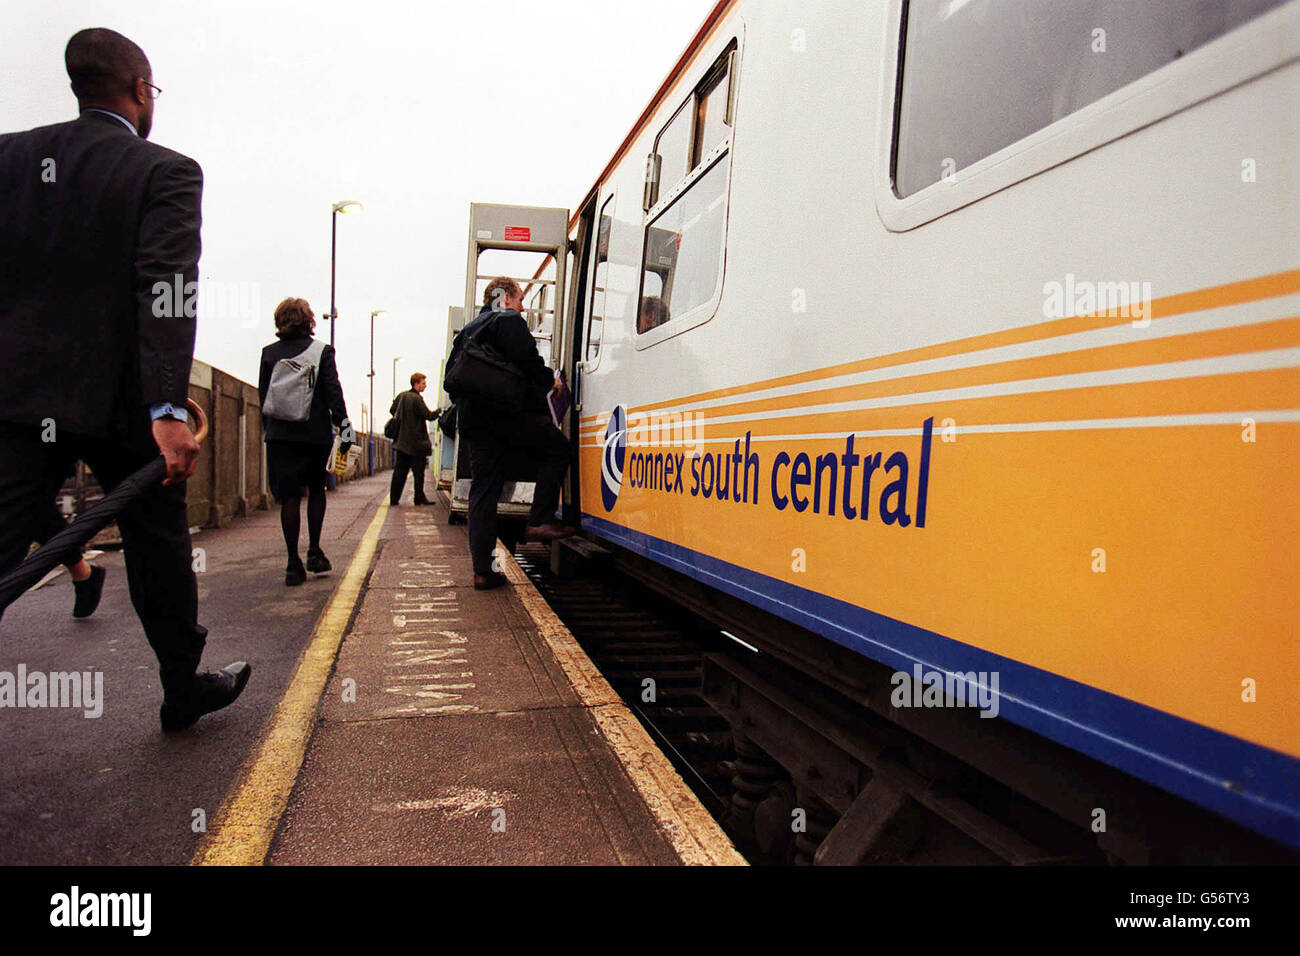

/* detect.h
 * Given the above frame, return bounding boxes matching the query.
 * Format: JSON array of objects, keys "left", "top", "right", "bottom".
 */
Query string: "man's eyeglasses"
[{"left": 141, "top": 79, "right": 162, "bottom": 99}]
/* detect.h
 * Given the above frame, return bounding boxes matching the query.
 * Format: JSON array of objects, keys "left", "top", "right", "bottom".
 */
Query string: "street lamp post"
[
  {"left": 369, "top": 310, "right": 386, "bottom": 476},
  {"left": 329, "top": 200, "right": 363, "bottom": 347},
  {"left": 392, "top": 356, "right": 403, "bottom": 401}
]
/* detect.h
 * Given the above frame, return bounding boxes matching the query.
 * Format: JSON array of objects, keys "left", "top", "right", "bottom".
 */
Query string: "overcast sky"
[{"left": 5, "top": 0, "right": 713, "bottom": 427}]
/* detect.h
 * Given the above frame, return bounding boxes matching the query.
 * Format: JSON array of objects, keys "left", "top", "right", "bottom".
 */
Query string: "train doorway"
[{"left": 446, "top": 203, "right": 571, "bottom": 525}]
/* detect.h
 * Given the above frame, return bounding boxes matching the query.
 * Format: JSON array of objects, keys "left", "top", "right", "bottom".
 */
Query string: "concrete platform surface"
[
  {"left": 0, "top": 474, "right": 392, "bottom": 865},
  {"left": 261, "top": 499, "right": 743, "bottom": 865}
]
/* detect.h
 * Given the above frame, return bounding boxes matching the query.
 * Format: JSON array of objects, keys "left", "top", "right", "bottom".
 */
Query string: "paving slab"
[
  {"left": 266, "top": 499, "right": 738, "bottom": 865},
  {"left": 267, "top": 711, "right": 681, "bottom": 865}
]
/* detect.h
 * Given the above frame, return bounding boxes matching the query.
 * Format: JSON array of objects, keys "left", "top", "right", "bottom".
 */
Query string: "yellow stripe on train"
[{"left": 581, "top": 418, "right": 1300, "bottom": 761}]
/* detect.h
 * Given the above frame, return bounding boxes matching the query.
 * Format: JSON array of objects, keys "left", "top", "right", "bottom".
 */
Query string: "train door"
[
  {"left": 448, "top": 203, "right": 570, "bottom": 523},
  {"left": 575, "top": 193, "right": 614, "bottom": 395},
  {"left": 432, "top": 305, "right": 464, "bottom": 504},
  {"left": 564, "top": 192, "right": 613, "bottom": 522}
]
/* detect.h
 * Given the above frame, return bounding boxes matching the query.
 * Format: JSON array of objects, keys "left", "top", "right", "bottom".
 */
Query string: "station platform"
[{"left": 195, "top": 493, "right": 743, "bottom": 866}]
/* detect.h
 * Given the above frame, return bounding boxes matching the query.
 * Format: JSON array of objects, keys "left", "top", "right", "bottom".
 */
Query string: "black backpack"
[
  {"left": 442, "top": 312, "right": 528, "bottom": 415},
  {"left": 437, "top": 403, "right": 457, "bottom": 438},
  {"left": 383, "top": 395, "right": 402, "bottom": 441}
]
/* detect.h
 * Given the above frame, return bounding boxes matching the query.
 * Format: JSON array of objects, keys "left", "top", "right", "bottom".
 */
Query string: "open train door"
[
  {"left": 433, "top": 305, "right": 464, "bottom": 508},
  {"left": 447, "top": 203, "right": 570, "bottom": 524}
]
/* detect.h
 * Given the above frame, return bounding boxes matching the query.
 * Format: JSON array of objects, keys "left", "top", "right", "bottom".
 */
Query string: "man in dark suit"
[
  {"left": 388, "top": 373, "right": 439, "bottom": 506},
  {"left": 0, "top": 27, "right": 250, "bottom": 731},
  {"left": 456, "top": 277, "right": 575, "bottom": 591}
]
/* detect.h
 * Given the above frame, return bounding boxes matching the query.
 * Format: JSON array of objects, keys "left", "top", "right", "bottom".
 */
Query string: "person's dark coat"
[
  {"left": 455, "top": 305, "right": 554, "bottom": 434},
  {"left": 0, "top": 111, "right": 203, "bottom": 443},
  {"left": 258, "top": 334, "right": 348, "bottom": 446},
  {"left": 388, "top": 388, "right": 437, "bottom": 458}
]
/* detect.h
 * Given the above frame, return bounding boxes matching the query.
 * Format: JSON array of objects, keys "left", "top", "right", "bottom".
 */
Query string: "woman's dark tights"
[{"left": 280, "top": 487, "right": 327, "bottom": 562}]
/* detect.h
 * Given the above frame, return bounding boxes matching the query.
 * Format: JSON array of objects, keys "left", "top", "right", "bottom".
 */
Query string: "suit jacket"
[
  {"left": 258, "top": 335, "right": 349, "bottom": 446},
  {"left": 0, "top": 110, "right": 203, "bottom": 443},
  {"left": 388, "top": 389, "right": 437, "bottom": 458}
]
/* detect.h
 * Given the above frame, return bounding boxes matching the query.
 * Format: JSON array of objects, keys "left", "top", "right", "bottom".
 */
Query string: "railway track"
[
  {"left": 512, "top": 541, "right": 1073, "bottom": 865},
  {"left": 511, "top": 544, "right": 745, "bottom": 838},
  {"left": 514, "top": 541, "right": 1016, "bottom": 865}
]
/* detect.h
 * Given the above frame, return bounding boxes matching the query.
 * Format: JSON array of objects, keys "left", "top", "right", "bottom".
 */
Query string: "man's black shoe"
[
  {"left": 286, "top": 558, "right": 306, "bottom": 586},
  {"left": 525, "top": 523, "right": 577, "bottom": 543},
  {"left": 306, "top": 549, "right": 331, "bottom": 574},
  {"left": 71, "top": 565, "right": 106, "bottom": 619},
  {"left": 414, "top": 499, "right": 434, "bottom": 506},
  {"left": 473, "top": 571, "right": 508, "bottom": 591},
  {"left": 160, "top": 661, "right": 252, "bottom": 732}
]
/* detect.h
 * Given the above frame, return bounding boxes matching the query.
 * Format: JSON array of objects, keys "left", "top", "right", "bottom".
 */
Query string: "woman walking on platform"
[{"left": 258, "top": 297, "right": 354, "bottom": 586}]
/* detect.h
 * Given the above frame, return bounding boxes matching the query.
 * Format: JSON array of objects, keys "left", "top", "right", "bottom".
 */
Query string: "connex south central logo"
[{"left": 601, "top": 404, "right": 627, "bottom": 511}]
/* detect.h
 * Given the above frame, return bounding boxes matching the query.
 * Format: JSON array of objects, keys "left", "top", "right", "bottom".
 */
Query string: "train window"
[
  {"left": 586, "top": 197, "right": 614, "bottom": 364},
  {"left": 523, "top": 283, "right": 547, "bottom": 334},
  {"left": 646, "top": 42, "right": 738, "bottom": 211},
  {"left": 637, "top": 156, "right": 729, "bottom": 333},
  {"left": 892, "top": 0, "right": 1286, "bottom": 198},
  {"left": 694, "top": 64, "right": 731, "bottom": 163},
  {"left": 637, "top": 41, "right": 738, "bottom": 339},
  {"left": 653, "top": 103, "right": 694, "bottom": 203}
]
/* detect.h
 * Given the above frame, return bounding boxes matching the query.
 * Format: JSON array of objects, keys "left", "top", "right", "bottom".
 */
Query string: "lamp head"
[{"left": 332, "top": 200, "right": 364, "bottom": 215}]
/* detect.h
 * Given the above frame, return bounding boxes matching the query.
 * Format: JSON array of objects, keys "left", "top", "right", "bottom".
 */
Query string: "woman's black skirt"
[{"left": 266, "top": 440, "right": 331, "bottom": 500}]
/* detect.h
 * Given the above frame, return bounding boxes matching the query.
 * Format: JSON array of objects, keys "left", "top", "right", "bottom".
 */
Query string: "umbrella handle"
[{"left": 186, "top": 398, "right": 209, "bottom": 446}]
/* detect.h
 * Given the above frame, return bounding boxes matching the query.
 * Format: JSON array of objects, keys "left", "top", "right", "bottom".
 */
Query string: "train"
[{"left": 443, "top": 0, "right": 1300, "bottom": 863}]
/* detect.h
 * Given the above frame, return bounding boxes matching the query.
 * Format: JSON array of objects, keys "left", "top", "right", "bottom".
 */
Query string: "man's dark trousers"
[
  {"left": 36, "top": 502, "right": 81, "bottom": 570},
  {"left": 390, "top": 450, "right": 430, "bottom": 505},
  {"left": 465, "top": 412, "right": 571, "bottom": 575},
  {"left": 0, "top": 423, "right": 206, "bottom": 701}
]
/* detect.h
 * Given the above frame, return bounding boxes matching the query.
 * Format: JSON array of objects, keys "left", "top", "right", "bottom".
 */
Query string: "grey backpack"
[{"left": 262, "top": 339, "right": 327, "bottom": 422}]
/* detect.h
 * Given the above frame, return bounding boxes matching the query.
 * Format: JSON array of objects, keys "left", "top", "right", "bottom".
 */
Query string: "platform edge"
[{"left": 500, "top": 543, "right": 747, "bottom": 867}]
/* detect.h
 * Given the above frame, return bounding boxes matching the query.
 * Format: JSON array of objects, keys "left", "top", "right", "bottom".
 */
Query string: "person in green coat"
[{"left": 389, "top": 372, "right": 439, "bottom": 506}]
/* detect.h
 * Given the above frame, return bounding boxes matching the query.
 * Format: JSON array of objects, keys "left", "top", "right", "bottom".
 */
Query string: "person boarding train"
[{"left": 445, "top": 276, "right": 576, "bottom": 590}]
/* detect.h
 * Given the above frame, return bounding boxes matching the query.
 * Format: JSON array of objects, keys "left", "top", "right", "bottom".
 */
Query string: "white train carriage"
[{"left": 455, "top": 0, "right": 1300, "bottom": 855}]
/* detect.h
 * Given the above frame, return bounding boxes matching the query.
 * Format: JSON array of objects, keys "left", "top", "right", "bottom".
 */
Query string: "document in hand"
[{"left": 547, "top": 371, "right": 571, "bottom": 429}]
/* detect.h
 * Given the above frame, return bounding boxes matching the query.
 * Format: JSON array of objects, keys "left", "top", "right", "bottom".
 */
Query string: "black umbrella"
[{"left": 0, "top": 400, "right": 209, "bottom": 614}]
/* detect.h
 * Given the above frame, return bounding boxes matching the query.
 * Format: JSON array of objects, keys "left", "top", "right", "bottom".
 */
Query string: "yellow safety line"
[
  {"left": 500, "top": 546, "right": 748, "bottom": 866},
  {"left": 191, "top": 497, "right": 390, "bottom": 866}
]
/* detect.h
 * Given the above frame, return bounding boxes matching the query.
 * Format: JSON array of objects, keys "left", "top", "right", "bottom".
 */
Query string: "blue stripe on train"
[{"left": 581, "top": 512, "right": 1300, "bottom": 850}]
